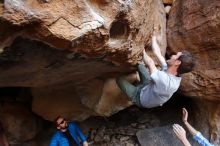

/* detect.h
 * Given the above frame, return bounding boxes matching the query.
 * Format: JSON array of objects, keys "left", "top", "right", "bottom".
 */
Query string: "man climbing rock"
[{"left": 116, "top": 33, "right": 195, "bottom": 108}]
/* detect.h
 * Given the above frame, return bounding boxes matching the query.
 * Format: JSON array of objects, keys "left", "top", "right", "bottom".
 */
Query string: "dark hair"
[
  {"left": 54, "top": 115, "right": 62, "bottom": 127},
  {"left": 177, "top": 51, "right": 195, "bottom": 75}
]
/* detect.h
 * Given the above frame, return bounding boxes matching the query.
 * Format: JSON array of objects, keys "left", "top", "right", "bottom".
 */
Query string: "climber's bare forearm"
[
  {"left": 152, "top": 35, "right": 167, "bottom": 68},
  {"left": 184, "top": 122, "right": 199, "bottom": 136},
  {"left": 143, "top": 50, "right": 158, "bottom": 74}
]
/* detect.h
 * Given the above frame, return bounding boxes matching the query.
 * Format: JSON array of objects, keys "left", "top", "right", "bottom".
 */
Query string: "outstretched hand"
[
  {"left": 182, "top": 108, "right": 188, "bottom": 123},
  {"left": 83, "top": 141, "right": 88, "bottom": 146},
  {"left": 173, "top": 124, "right": 192, "bottom": 146},
  {"left": 173, "top": 124, "right": 187, "bottom": 141}
]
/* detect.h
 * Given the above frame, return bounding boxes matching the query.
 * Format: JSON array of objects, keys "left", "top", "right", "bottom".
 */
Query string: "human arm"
[
  {"left": 74, "top": 123, "right": 87, "bottom": 145},
  {"left": 182, "top": 108, "right": 214, "bottom": 146},
  {"left": 151, "top": 34, "right": 167, "bottom": 70},
  {"left": 83, "top": 141, "right": 89, "bottom": 146},
  {"left": 49, "top": 134, "right": 59, "bottom": 146},
  {"left": 142, "top": 49, "right": 158, "bottom": 74},
  {"left": 173, "top": 124, "right": 191, "bottom": 146},
  {"left": 182, "top": 108, "right": 199, "bottom": 136}
]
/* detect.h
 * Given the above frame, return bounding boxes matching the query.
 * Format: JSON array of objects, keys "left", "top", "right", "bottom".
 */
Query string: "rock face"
[
  {"left": 1, "top": 0, "right": 167, "bottom": 65},
  {"left": 0, "top": 103, "right": 42, "bottom": 145},
  {"left": 167, "top": 0, "right": 220, "bottom": 101},
  {"left": 1, "top": 0, "right": 220, "bottom": 145},
  {"left": 163, "top": 0, "right": 173, "bottom": 5},
  {"left": 0, "top": 0, "right": 166, "bottom": 119},
  {"left": 31, "top": 78, "right": 131, "bottom": 121},
  {"left": 167, "top": 1, "right": 220, "bottom": 144},
  {"left": 136, "top": 125, "right": 183, "bottom": 146}
]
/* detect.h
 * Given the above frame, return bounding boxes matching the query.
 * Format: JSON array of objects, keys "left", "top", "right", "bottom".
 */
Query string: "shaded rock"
[
  {"left": 89, "top": 129, "right": 96, "bottom": 141},
  {"left": 137, "top": 113, "right": 160, "bottom": 128},
  {"left": 32, "top": 84, "right": 95, "bottom": 121},
  {"left": 11, "top": 126, "right": 54, "bottom": 146},
  {"left": 1, "top": 0, "right": 167, "bottom": 66},
  {"left": 125, "top": 142, "right": 135, "bottom": 146},
  {"left": 103, "top": 135, "right": 111, "bottom": 142},
  {"left": 136, "top": 125, "right": 185, "bottom": 146},
  {"left": 130, "top": 123, "right": 138, "bottom": 128},
  {"left": 0, "top": 38, "right": 125, "bottom": 87},
  {"left": 163, "top": 0, "right": 174, "bottom": 5},
  {"left": 0, "top": 0, "right": 167, "bottom": 120},
  {"left": 0, "top": 122, "right": 9, "bottom": 146},
  {"left": 136, "top": 124, "right": 146, "bottom": 129},
  {"left": 120, "top": 136, "right": 129, "bottom": 142},
  {"left": 93, "top": 78, "right": 132, "bottom": 116},
  {"left": 167, "top": 0, "right": 220, "bottom": 101},
  {"left": 31, "top": 78, "right": 131, "bottom": 121},
  {"left": 94, "top": 126, "right": 106, "bottom": 142},
  {"left": 194, "top": 100, "right": 220, "bottom": 145},
  {"left": 0, "top": 103, "right": 42, "bottom": 145},
  {"left": 114, "top": 126, "right": 138, "bottom": 136}
]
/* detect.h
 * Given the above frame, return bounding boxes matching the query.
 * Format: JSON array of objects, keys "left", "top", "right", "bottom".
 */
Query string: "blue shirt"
[
  {"left": 49, "top": 122, "right": 87, "bottom": 146},
  {"left": 193, "top": 132, "right": 215, "bottom": 146}
]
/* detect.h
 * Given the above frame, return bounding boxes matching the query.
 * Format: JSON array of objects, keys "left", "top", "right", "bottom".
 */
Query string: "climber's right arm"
[
  {"left": 142, "top": 49, "right": 158, "bottom": 74},
  {"left": 152, "top": 35, "right": 167, "bottom": 70}
]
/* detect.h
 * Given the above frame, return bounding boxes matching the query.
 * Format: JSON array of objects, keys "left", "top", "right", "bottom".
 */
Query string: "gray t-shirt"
[{"left": 140, "top": 70, "right": 181, "bottom": 108}]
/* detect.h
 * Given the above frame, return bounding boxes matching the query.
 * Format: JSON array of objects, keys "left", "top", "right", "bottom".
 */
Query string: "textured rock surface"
[
  {"left": 163, "top": 0, "right": 173, "bottom": 5},
  {"left": 2, "top": 90, "right": 216, "bottom": 146},
  {"left": 0, "top": 37, "right": 125, "bottom": 87},
  {"left": 0, "top": 0, "right": 220, "bottom": 145},
  {"left": 1, "top": 0, "right": 167, "bottom": 65},
  {"left": 0, "top": 103, "right": 42, "bottom": 145},
  {"left": 0, "top": 0, "right": 166, "bottom": 119},
  {"left": 136, "top": 125, "right": 183, "bottom": 146},
  {"left": 167, "top": 0, "right": 220, "bottom": 101},
  {"left": 167, "top": 1, "right": 220, "bottom": 143},
  {"left": 0, "top": 92, "right": 218, "bottom": 146},
  {"left": 0, "top": 123, "right": 9, "bottom": 146},
  {"left": 203, "top": 101, "right": 220, "bottom": 145},
  {"left": 32, "top": 77, "right": 132, "bottom": 121}
]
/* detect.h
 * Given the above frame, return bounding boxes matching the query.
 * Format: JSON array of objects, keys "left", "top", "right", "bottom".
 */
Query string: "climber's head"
[
  {"left": 167, "top": 51, "right": 195, "bottom": 75},
  {"left": 54, "top": 116, "right": 68, "bottom": 130},
  {"left": 177, "top": 51, "right": 195, "bottom": 75}
]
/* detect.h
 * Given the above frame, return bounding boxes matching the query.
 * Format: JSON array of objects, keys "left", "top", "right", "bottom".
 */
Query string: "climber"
[
  {"left": 49, "top": 116, "right": 88, "bottom": 146},
  {"left": 173, "top": 108, "right": 215, "bottom": 146},
  {"left": 116, "top": 32, "right": 195, "bottom": 108}
]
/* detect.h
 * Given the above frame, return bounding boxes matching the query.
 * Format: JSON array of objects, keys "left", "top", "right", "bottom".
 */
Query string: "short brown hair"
[
  {"left": 54, "top": 115, "right": 62, "bottom": 127},
  {"left": 177, "top": 51, "right": 195, "bottom": 75}
]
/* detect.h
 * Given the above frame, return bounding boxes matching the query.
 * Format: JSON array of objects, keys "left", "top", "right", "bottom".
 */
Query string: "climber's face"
[
  {"left": 167, "top": 52, "right": 182, "bottom": 66},
  {"left": 56, "top": 117, "right": 68, "bottom": 130}
]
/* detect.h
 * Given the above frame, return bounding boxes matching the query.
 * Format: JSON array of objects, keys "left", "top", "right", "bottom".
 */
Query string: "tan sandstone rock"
[
  {"left": 162, "top": 0, "right": 173, "bottom": 5},
  {"left": 1, "top": 0, "right": 166, "bottom": 64},
  {"left": 167, "top": 1, "right": 220, "bottom": 144},
  {"left": 0, "top": 103, "right": 42, "bottom": 145},
  {"left": 0, "top": 0, "right": 166, "bottom": 119},
  {"left": 167, "top": 0, "right": 220, "bottom": 101},
  {"left": 32, "top": 76, "right": 135, "bottom": 121}
]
